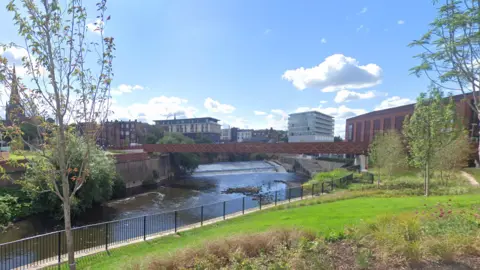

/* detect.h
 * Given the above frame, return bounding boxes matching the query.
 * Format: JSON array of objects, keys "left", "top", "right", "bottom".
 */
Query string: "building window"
[{"left": 347, "top": 124, "right": 353, "bottom": 141}]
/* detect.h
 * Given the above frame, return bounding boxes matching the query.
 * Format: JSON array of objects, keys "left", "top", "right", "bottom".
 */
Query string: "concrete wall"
[
  {"left": 114, "top": 153, "right": 171, "bottom": 188},
  {"left": 276, "top": 155, "right": 345, "bottom": 177},
  {"left": 0, "top": 153, "right": 173, "bottom": 189}
]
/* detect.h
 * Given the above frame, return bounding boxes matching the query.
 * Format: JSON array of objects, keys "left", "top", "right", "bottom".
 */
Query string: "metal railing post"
[
  {"left": 274, "top": 191, "right": 277, "bottom": 205},
  {"left": 300, "top": 185, "right": 303, "bottom": 199},
  {"left": 322, "top": 182, "right": 324, "bottom": 194},
  {"left": 223, "top": 201, "right": 226, "bottom": 220},
  {"left": 143, "top": 216, "right": 147, "bottom": 241},
  {"left": 242, "top": 197, "right": 245, "bottom": 214},
  {"left": 288, "top": 188, "right": 291, "bottom": 202},
  {"left": 331, "top": 179, "right": 334, "bottom": 191},
  {"left": 174, "top": 211, "right": 178, "bottom": 233},
  {"left": 312, "top": 184, "right": 315, "bottom": 197},
  {"left": 259, "top": 195, "right": 262, "bottom": 210},
  {"left": 105, "top": 223, "right": 108, "bottom": 251},
  {"left": 201, "top": 206, "right": 204, "bottom": 226},
  {"left": 57, "top": 231, "right": 61, "bottom": 265}
]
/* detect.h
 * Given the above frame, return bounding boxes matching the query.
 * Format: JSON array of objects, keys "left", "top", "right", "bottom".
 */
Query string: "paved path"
[{"left": 460, "top": 171, "right": 480, "bottom": 186}]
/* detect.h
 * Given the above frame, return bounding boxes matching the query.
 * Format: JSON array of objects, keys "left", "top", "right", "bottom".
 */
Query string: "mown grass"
[
  {"left": 69, "top": 193, "right": 480, "bottom": 269},
  {"left": 139, "top": 201, "right": 480, "bottom": 270}
]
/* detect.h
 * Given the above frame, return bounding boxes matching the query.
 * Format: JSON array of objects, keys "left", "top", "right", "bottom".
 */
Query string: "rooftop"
[
  {"left": 289, "top": 110, "right": 333, "bottom": 118},
  {"left": 154, "top": 117, "right": 220, "bottom": 123}
]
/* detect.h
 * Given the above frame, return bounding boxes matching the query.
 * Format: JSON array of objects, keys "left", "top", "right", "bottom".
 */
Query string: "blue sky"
[{"left": 0, "top": 0, "right": 438, "bottom": 136}]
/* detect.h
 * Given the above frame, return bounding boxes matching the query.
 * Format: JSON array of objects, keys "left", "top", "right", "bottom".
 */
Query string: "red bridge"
[{"left": 113, "top": 142, "right": 369, "bottom": 155}]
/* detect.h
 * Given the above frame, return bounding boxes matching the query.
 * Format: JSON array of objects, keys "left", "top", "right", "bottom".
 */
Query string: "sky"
[{"left": 0, "top": 0, "right": 439, "bottom": 137}]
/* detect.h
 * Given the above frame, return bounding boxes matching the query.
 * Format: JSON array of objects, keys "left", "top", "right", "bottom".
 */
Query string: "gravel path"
[{"left": 460, "top": 171, "right": 480, "bottom": 186}]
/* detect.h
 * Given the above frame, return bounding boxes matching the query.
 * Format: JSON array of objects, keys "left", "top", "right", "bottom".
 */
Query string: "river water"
[{"left": 0, "top": 161, "right": 306, "bottom": 244}]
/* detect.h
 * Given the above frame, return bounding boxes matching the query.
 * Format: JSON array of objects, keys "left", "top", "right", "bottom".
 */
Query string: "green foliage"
[
  {"left": 403, "top": 87, "right": 461, "bottom": 196},
  {"left": 307, "top": 168, "right": 350, "bottom": 185},
  {"left": 369, "top": 130, "right": 407, "bottom": 180},
  {"left": 111, "top": 174, "right": 127, "bottom": 199},
  {"left": 158, "top": 133, "right": 200, "bottom": 176},
  {"left": 19, "top": 133, "right": 116, "bottom": 217}
]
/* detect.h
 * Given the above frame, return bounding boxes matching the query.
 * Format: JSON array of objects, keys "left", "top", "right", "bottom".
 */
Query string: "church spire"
[{"left": 10, "top": 64, "right": 20, "bottom": 105}]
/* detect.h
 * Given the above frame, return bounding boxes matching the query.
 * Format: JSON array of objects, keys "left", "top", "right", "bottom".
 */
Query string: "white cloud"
[
  {"left": 111, "top": 96, "right": 198, "bottom": 123},
  {"left": 321, "top": 38, "right": 327, "bottom": 44},
  {"left": 111, "top": 84, "right": 144, "bottom": 95},
  {"left": 222, "top": 115, "right": 248, "bottom": 129},
  {"left": 320, "top": 100, "right": 328, "bottom": 104},
  {"left": 359, "top": 7, "right": 368, "bottom": 14},
  {"left": 334, "top": 89, "right": 376, "bottom": 103},
  {"left": 375, "top": 96, "right": 413, "bottom": 111},
  {"left": 86, "top": 19, "right": 104, "bottom": 34},
  {"left": 254, "top": 110, "right": 267, "bottom": 115},
  {"left": 266, "top": 109, "right": 288, "bottom": 130},
  {"left": 0, "top": 46, "right": 45, "bottom": 77},
  {"left": 294, "top": 105, "right": 367, "bottom": 136},
  {"left": 204, "top": 97, "right": 236, "bottom": 114},
  {"left": 356, "top": 25, "right": 364, "bottom": 32},
  {"left": 282, "top": 54, "right": 382, "bottom": 92},
  {"left": 397, "top": 20, "right": 405, "bottom": 25}
]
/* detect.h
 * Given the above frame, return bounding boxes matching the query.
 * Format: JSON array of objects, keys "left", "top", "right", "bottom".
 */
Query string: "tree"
[
  {"left": 403, "top": 87, "right": 460, "bottom": 196},
  {"left": 432, "top": 132, "right": 472, "bottom": 185},
  {"left": 1, "top": 1, "right": 114, "bottom": 268},
  {"left": 369, "top": 130, "right": 407, "bottom": 180},
  {"left": 158, "top": 133, "right": 199, "bottom": 176},
  {"left": 334, "top": 136, "right": 343, "bottom": 142},
  {"left": 409, "top": 0, "right": 480, "bottom": 164},
  {"left": 20, "top": 132, "right": 116, "bottom": 217}
]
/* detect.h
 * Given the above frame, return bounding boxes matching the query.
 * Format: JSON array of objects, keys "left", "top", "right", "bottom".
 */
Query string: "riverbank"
[
  {"left": 0, "top": 161, "right": 303, "bottom": 244},
  {"left": 66, "top": 192, "right": 480, "bottom": 269}
]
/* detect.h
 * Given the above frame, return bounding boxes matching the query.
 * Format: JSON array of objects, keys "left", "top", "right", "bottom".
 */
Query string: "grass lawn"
[
  {"left": 7, "top": 152, "right": 38, "bottom": 161},
  {"left": 73, "top": 194, "right": 480, "bottom": 270}
]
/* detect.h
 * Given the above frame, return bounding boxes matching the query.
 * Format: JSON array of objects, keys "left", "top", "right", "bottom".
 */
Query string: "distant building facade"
[
  {"left": 345, "top": 93, "right": 478, "bottom": 144},
  {"left": 155, "top": 117, "right": 221, "bottom": 143},
  {"left": 288, "top": 111, "right": 334, "bottom": 143},
  {"left": 221, "top": 128, "right": 231, "bottom": 142},
  {"left": 236, "top": 129, "right": 253, "bottom": 142},
  {"left": 78, "top": 120, "right": 144, "bottom": 147}
]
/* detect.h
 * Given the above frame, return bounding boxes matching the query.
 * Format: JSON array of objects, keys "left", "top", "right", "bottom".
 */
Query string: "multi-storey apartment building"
[
  {"left": 154, "top": 117, "right": 221, "bottom": 143},
  {"left": 288, "top": 111, "right": 334, "bottom": 143}
]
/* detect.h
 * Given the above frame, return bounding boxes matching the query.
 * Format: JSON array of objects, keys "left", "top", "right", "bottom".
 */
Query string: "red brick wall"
[{"left": 345, "top": 94, "right": 477, "bottom": 144}]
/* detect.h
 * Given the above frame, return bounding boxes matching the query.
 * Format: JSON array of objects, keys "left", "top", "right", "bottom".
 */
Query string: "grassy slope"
[
  {"left": 75, "top": 194, "right": 480, "bottom": 270},
  {"left": 464, "top": 168, "right": 480, "bottom": 181}
]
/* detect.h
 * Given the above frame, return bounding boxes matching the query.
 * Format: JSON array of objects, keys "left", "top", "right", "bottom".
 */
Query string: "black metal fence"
[{"left": 0, "top": 174, "right": 366, "bottom": 270}]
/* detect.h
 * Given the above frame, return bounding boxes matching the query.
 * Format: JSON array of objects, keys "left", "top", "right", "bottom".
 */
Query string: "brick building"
[{"left": 345, "top": 93, "right": 478, "bottom": 144}]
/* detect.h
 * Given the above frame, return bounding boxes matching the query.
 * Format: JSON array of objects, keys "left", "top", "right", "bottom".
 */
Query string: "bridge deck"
[{"left": 113, "top": 142, "right": 369, "bottom": 154}]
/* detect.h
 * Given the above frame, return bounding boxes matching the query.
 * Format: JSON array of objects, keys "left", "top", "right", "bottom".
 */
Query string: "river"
[{"left": 0, "top": 161, "right": 306, "bottom": 244}]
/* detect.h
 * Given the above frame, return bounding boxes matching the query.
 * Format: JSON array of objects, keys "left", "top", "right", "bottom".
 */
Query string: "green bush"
[{"left": 111, "top": 174, "right": 127, "bottom": 199}]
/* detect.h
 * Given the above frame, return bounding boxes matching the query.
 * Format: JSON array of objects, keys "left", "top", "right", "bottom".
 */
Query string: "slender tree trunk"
[
  {"left": 62, "top": 192, "right": 75, "bottom": 269},
  {"left": 58, "top": 117, "right": 75, "bottom": 269},
  {"left": 425, "top": 163, "right": 430, "bottom": 197},
  {"left": 477, "top": 115, "right": 480, "bottom": 167}
]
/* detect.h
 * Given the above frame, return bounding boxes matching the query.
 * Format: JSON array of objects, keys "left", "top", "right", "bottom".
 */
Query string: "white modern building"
[
  {"left": 237, "top": 129, "right": 253, "bottom": 142},
  {"left": 220, "top": 128, "right": 231, "bottom": 141},
  {"left": 288, "top": 111, "right": 334, "bottom": 143}
]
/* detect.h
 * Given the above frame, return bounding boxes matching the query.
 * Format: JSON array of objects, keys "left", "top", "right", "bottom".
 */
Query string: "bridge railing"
[{"left": 0, "top": 173, "right": 367, "bottom": 269}]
